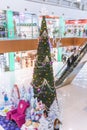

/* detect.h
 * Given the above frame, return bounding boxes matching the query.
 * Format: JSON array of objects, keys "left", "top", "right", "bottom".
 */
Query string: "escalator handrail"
[
  {"left": 55, "top": 62, "right": 67, "bottom": 78},
  {"left": 55, "top": 41, "right": 87, "bottom": 79}
]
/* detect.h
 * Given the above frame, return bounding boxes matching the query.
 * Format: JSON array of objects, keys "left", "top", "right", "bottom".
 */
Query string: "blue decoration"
[
  {"left": 0, "top": 115, "right": 20, "bottom": 130},
  {"left": 4, "top": 94, "right": 8, "bottom": 102},
  {"left": 0, "top": 106, "right": 4, "bottom": 110}
]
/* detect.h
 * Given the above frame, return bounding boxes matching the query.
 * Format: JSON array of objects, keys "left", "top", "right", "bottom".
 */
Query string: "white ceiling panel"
[{"left": 26, "top": 0, "right": 87, "bottom": 10}]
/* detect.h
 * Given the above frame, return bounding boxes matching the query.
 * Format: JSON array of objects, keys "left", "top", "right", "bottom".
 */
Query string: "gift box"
[
  {"left": 33, "top": 122, "right": 39, "bottom": 129},
  {"left": 25, "top": 120, "right": 32, "bottom": 127}
]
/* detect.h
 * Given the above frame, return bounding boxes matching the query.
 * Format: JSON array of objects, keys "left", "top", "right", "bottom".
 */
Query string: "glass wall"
[
  {"left": 65, "top": 20, "right": 87, "bottom": 37},
  {"left": 0, "top": 50, "right": 37, "bottom": 72},
  {"left": 13, "top": 12, "right": 38, "bottom": 39},
  {"left": 0, "top": 10, "right": 7, "bottom": 38},
  {"left": 39, "top": 15, "right": 59, "bottom": 38},
  {"left": 0, "top": 10, "right": 39, "bottom": 39},
  {"left": 1, "top": 10, "right": 87, "bottom": 39}
]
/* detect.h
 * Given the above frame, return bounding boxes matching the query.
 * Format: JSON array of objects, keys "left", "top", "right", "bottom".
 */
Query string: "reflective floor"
[
  {"left": 57, "top": 82, "right": 87, "bottom": 130},
  {"left": 56, "top": 53, "right": 87, "bottom": 130}
]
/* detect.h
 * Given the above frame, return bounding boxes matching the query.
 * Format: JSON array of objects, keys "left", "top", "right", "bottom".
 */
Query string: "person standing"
[
  {"left": 67, "top": 57, "right": 71, "bottom": 68},
  {"left": 54, "top": 118, "right": 62, "bottom": 130},
  {"left": 38, "top": 110, "right": 49, "bottom": 130}
]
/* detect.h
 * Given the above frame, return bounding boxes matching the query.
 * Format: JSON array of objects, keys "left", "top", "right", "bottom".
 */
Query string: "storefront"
[
  {"left": 0, "top": 10, "right": 39, "bottom": 39},
  {"left": 13, "top": 12, "right": 39, "bottom": 39},
  {"left": 39, "top": 15, "right": 59, "bottom": 38},
  {"left": 0, "top": 50, "right": 37, "bottom": 72},
  {"left": 65, "top": 19, "right": 87, "bottom": 37},
  {"left": 0, "top": 10, "right": 7, "bottom": 38},
  {"left": 14, "top": 50, "right": 37, "bottom": 69}
]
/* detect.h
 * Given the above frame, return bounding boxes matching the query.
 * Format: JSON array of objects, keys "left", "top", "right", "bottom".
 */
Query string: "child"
[
  {"left": 43, "top": 110, "right": 48, "bottom": 118},
  {"left": 38, "top": 110, "right": 49, "bottom": 130},
  {"left": 54, "top": 118, "right": 62, "bottom": 130}
]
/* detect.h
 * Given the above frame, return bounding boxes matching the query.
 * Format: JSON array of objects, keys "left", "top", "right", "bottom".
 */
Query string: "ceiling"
[{"left": 27, "top": 0, "right": 87, "bottom": 11}]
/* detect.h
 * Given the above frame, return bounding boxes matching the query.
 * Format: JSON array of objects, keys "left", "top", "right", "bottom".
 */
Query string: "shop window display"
[
  {"left": 0, "top": 11, "right": 60, "bottom": 39},
  {"left": 0, "top": 10, "right": 7, "bottom": 38},
  {"left": 0, "top": 54, "right": 4, "bottom": 72},
  {"left": 0, "top": 48, "right": 63, "bottom": 72},
  {"left": 13, "top": 12, "right": 38, "bottom": 39},
  {"left": 14, "top": 50, "right": 37, "bottom": 70},
  {"left": 0, "top": 12, "right": 62, "bottom": 39},
  {"left": 39, "top": 15, "right": 59, "bottom": 38},
  {"left": 21, "top": 51, "right": 37, "bottom": 68},
  {"left": 1, "top": 9, "right": 87, "bottom": 39},
  {"left": 0, "top": 51, "right": 37, "bottom": 72},
  {"left": 65, "top": 19, "right": 87, "bottom": 37},
  {"left": 0, "top": 53, "right": 9, "bottom": 72}
]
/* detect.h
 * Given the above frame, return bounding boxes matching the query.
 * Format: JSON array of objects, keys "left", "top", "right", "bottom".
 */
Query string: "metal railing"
[
  {"left": 0, "top": 29, "right": 87, "bottom": 40},
  {"left": 55, "top": 62, "right": 67, "bottom": 79},
  {"left": 55, "top": 41, "right": 87, "bottom": 87}
]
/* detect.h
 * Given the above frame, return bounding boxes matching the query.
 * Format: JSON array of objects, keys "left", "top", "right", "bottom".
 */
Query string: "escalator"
[{"left": 55, "top": 42, "right": 87, "bottom": 87}]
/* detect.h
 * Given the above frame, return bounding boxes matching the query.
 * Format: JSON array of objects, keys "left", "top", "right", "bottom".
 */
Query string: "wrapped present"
[
  {"left": 33, "top": 122, "right": 39, "bottom": 129},
  {"left": 25, "top": 120, "right": 32, "bottom": 127}
]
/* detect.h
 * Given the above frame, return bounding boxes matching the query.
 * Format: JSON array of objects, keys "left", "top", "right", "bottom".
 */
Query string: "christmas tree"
[{"left": 32, "top": 16, "right": 56, "bottom": 108}]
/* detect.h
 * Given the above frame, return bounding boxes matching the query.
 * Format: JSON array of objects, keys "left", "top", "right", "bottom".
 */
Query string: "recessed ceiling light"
[{"left": 77, "top": 0, "right": 81, "bottom": 2}]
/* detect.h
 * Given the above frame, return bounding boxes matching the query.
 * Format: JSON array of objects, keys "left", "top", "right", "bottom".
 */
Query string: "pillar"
[
  {"left": 57, "top": 47, "right": 62, "bottom": 62},
  {"left": 59, "top": 16, "right": 65, "bottom": 37},
  {"left": 7, "top": 10, "right": 15, "bottom": 71}
]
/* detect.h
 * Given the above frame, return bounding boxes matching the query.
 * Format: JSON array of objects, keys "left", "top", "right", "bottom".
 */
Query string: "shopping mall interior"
[{"left": 0, "top": 0, "right": 87, "bottom": 130}]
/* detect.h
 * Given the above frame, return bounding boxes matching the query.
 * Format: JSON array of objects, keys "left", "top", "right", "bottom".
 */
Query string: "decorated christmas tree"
[{"left": 32, "top": 16, "right": 56, "bottom": 108}]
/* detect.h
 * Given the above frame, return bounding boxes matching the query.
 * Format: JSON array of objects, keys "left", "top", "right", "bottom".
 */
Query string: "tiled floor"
[{"left": 0, "top": 52, "right": 87, "bottom": 130}]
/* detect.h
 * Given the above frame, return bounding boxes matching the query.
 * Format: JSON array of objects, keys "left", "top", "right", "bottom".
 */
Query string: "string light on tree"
[{"left": 32, "top": 16, "right": 56, "bottom": 108}]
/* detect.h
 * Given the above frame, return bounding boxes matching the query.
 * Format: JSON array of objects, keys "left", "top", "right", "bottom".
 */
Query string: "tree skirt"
[{"left": 0, "top": 115, "right": 20, "bottom": 130}]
